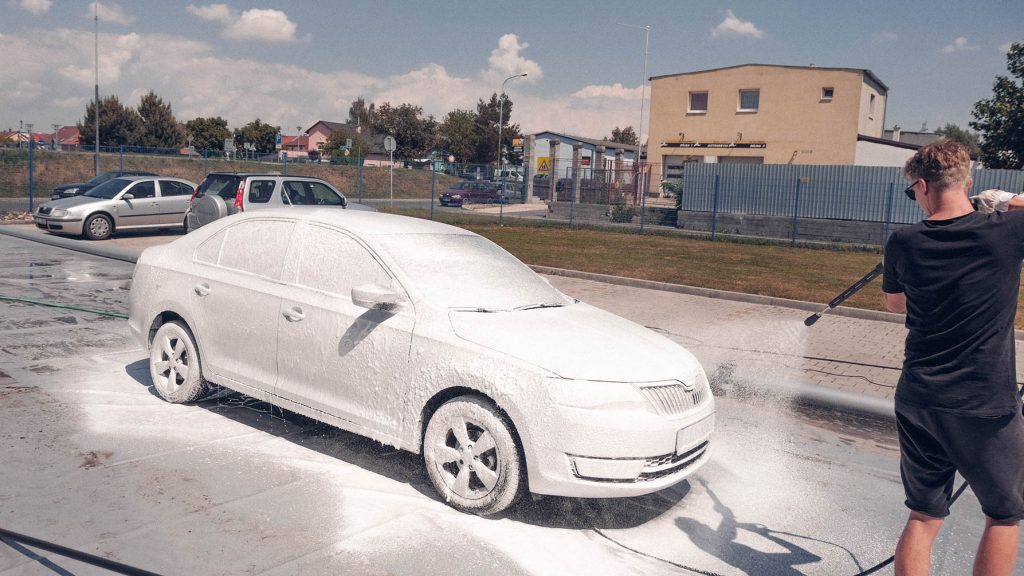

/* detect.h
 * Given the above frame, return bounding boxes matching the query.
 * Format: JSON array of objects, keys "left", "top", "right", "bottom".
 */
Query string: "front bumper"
[
  {"left": 34, "top": 215, "right": 84, "bottom": 235},
  {"left": 523, "top": 390, "right": 715, "bottom": 498}
]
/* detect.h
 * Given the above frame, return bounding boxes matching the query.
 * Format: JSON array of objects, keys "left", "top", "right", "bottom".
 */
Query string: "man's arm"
[
  {"left": 884, "top": 291, "right": 907, "bottom": 314},
  {"left": 974, "top": 189, "right": 1024, "bottom": 213}
]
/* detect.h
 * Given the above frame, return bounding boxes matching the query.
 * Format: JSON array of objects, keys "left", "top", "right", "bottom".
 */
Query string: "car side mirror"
[
  {"left": 352, "top": 283, "right": 405, "bottom": 312},
  {"left": 341, "top": 196, "right": 348, "bottom": 208},
  {"left": 122, "top": 193, "right": 135, "bottom": 200}
]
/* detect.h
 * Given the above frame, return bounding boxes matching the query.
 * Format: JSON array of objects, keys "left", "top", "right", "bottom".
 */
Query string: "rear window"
[{"left": 197, "top": 175, "right": 242, "bottom": 201}]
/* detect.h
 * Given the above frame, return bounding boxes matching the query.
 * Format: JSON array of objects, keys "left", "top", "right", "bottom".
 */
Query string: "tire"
[
  {"left": 423, "top": 395, "right": 525, "bottom": 515},
  {"left": 149, "top": 321, "right": 209, "bottom": 403},
  {"left": 83, "top": 213, "right": 113, "bottom": 240}
]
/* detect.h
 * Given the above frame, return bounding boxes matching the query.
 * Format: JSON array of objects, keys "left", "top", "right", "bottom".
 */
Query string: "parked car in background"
[
  {"left": 35, "top": 176, "right": 196, "bottom": 240},
  {"left": 51, "top": 170, "right": 158, "bottom": 200},
  {"left": 439, "top": 180, "right": 507, "bottom": 207},
  {"left": 185, "top": 172, "right": 373, "bottom": 232},
  {"left": 128, "top": 209, "right": 715, "bottom": 515}
]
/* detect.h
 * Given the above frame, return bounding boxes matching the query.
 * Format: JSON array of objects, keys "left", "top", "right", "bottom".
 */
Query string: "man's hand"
[{"left": 972, "top": 189, "right": 1017, "bottom": 213}]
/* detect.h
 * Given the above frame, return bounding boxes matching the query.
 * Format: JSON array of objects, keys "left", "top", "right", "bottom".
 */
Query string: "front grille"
[
  {"left": 38, "top": 206, "right": 52, "bottom": 215},
  {"left": 639, "top": 382, "right": 708, "bottom": 416},
  {"left": 639, "top": 441, "right": 709, "bottom": 481}
]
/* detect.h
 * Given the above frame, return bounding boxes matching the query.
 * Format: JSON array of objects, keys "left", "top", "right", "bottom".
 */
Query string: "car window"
[
  {"left": 84, "top": 178, "right": 131, "bottom": 199},
  {"left": 282, "top": 181, "right": 316, "bottom": 205},
  {"left": 374, "top": 234, "right": 572, "bottom": 310},
  {"left": 88, "top": 172, "right": 117, "bottom": 185},
  {"left": 308, "top": 182, "right": 344, "bottom": 206},
  {"left": 194, "top": 229, "right": 226, "bottom": 265},
  {"left": 128, "top": 181, "right": 156, "bottom": 199},
  {"left": 218, "top": 220, "right": 295, "bottom": 280},
  {"left": 198, "top": 175, "right": 241, "bottom": 201},
  {"left": 248, "top": 180, "right": 276, "bottom": 204},
  {"left": 159, "top": 180, "right": 192, "bottom": 197},
  {"left": 293, "top": 225, "right": 392, "bottom": 297}
]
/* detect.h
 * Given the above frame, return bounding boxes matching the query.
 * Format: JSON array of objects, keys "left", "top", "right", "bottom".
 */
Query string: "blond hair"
[{"left": 904, "top": 139, "right": 971, "bottom": 190}]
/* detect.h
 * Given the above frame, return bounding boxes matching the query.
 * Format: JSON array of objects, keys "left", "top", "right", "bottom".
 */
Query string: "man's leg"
[
  {"left": 974, "top": 516, "right": 1019, "bottom": 576},
  {"left": 895, "top": 510, "right": 944, "bottom": 576}
]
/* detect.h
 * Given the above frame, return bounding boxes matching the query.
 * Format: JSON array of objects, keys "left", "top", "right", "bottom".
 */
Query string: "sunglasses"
[{"left": 904, "top": 179, "right": 924, "bottom": 200}]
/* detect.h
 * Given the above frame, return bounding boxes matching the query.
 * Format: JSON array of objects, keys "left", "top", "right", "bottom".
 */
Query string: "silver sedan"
[
  {"left": 34, "top": 176, "right": 196, "bottom": 240},
  {"left": 127, "top": 208, "right": 715, "bottom": 515}
]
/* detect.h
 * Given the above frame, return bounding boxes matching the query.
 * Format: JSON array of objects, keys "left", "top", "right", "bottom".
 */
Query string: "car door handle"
[
  {"left": 193, "top": 283, "right": 211, "bottom": 297},
  {"left": 282, "top": 307, "right": 305, "bottom": 322}
]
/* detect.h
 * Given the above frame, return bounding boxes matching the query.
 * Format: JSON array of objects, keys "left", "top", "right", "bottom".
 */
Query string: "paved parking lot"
[{"left": 1, "top": 228, "right": 1019, "bottom": 575}]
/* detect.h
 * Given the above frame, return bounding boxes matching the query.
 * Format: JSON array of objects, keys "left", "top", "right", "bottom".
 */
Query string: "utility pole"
[
  {"left": 497, "top": 73, "right": 527, "bottom": 225},
  {"left": 93, "top": 2, "right": 100, "bottom": 176}
]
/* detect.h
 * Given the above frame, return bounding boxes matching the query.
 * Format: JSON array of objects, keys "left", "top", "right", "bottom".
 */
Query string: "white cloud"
[
  {"left": 186, "top": 3, "right": 231, "bottom": 22},
  {"left": 711, "top": 9, "right": 764, "bottom": 39},
  {"left": 13, "top": 0, "right": 52, "bottom": 15},
  {"left": 1000, "top": 42, "right": 1014, "bottom": 53},
  {"left": 224, "top": 8, "right": 298, "bottom": 42},
  {"left": 482, "top": 34, "right": 542, "bottom": 83},
  {"left": 572, "top": 83, "right": 643, "bottom": 100},
  {"left": 875, "top": 31, "right": 898, "bottom": 42},
  {"left": 941, "top": 36, "right": 977, "bottom": 53},
  {"left": 87, "top": 2, "right": 134, "bottom": 25}
]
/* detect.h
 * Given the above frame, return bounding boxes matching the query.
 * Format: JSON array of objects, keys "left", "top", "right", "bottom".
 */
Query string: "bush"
[{"left": 611, "top": 202, "right": 637, "bottom": 223}]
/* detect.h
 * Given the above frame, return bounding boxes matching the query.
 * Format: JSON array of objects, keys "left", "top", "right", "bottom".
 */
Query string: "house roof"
[
  {"left": 532, "top": 131, "right": 640, "bottom": 158},
  {"left": 650, "top": 63, "right": 889, "bottom": 94},
  {"left": 306, "top": 120, "right": 387, "bottom": 153},
  {"left": 857, "top": 133, "right": 921, "bottom": 150}
]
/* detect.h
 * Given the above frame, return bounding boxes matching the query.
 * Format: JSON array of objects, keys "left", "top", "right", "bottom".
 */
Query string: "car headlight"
[
  {"left": 452, "top": 194, "right": 462, "bottom": 199},
  {"left": 49, "top": 209, "right": 68, "bottom": 217},
  {"left": 547, "top": 378, "right": 652, "bottom": 412}
]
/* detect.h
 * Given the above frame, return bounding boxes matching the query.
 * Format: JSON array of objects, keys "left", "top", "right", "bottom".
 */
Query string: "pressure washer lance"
[{"left": 803, "top": 262, "right": 884, "bottom": 326}]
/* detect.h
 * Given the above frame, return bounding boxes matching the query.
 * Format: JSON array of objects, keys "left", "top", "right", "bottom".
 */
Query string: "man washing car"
[{"left": 883, "top": 139, "right": 1024, "bottom": 576}]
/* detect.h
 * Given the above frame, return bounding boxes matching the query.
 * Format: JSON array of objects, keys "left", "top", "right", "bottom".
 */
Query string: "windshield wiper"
[{"left": 513, "top": 303, "right": 566, "bottom": 311}]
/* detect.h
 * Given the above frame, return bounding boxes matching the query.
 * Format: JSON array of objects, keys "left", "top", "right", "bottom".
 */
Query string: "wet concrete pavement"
[{"left": 0, "top": 228, "right": 1020, "bottom": 575}]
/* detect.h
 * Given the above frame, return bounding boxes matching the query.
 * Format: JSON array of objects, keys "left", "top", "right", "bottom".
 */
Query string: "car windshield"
[
  {"left": 84, "top": 178, "right": 131, "bottom": 199},
  {"left": 374, "top": 234, "right": 572, "bottom": 311},
  {"left": 85, "top": 172, "right": 117, "bottom": 186}
]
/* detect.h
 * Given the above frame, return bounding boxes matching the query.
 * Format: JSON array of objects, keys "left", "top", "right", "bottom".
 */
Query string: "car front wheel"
[
  {"left": 83, "top": 213, "right": 113, "bottom": 240},
  {"left": 149, "top": 321, "right": 209, "bottom": 403},
  {"left": 423, "top": 395, "right": 525, "bottom": 515}
]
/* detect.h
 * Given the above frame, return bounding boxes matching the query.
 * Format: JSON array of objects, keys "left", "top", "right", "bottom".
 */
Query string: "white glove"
[{"left": 972, "top": 189, "right": 1017, "bottom": 214}]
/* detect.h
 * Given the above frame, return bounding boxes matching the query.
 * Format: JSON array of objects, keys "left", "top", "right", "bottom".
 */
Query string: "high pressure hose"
[{"left": 0, "top": 294, "right": 127, "bottom": 319}]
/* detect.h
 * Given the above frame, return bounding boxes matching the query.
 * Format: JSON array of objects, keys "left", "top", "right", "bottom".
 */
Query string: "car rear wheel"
[
  {"left": 83, "top": 214, "right": 113, "bottom": 240},
  {"left": 423, "top": 395, "right": 525, "bottom": 515},
  {"left": 150, "top": 321, "right": 209, "bottom": 403}
]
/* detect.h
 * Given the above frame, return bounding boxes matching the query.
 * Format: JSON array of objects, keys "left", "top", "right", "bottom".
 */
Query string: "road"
[{"left": 0, "top": 232, "right": 1011, "bottom": 575}]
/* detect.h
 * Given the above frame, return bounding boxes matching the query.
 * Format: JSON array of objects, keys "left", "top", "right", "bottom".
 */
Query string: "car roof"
[{"left": 233, "top": 207, "right": 475, "bottom": 237}]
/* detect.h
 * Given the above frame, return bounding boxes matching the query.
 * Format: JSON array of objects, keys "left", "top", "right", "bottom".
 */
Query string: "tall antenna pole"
[{"left": 94, "top": 2, "right": 100, "bottom": 176}]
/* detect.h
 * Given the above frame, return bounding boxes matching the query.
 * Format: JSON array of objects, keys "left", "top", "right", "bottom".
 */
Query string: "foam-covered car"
[{"left": 128, "top": 209, "right": 714, "bottom": 515}]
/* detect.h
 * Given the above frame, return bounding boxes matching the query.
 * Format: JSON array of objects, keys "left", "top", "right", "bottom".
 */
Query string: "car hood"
[
  {"left": 448, "top": 302, "right": 699, "bottom": 382},
  {"left": 54, "top": 182, "right": 89, "bottom": 191},
  {"left": 41, "top": 196, "right": 105, "bottom": 210}
]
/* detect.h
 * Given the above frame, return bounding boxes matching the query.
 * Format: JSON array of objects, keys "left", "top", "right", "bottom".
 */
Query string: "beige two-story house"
[{"left": 647, "top": 64, "right": 890, "bottom": 179}]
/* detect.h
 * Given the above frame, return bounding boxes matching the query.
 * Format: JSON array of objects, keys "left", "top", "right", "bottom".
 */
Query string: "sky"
[{"left": 0, "top": 0, "right": 1020, "bottom": 141}]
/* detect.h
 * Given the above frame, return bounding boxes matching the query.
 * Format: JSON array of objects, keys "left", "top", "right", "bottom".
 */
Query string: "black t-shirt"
[{"left": 883, "top": 210, "right": 1024, "bottom": 416}]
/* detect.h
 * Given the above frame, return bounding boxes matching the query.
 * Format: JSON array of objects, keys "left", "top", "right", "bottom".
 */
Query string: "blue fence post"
[
  {"left": 711, "top": 175, "right": 720, "bottom": 240},
  {"left": 430, "top": 163, "right": 436, "bottom": 221},
  {"left": 639, "top": 166, "right": 648, "bottom": 234},
  {"left": 27, "top": 139, "right": 35, "bottom": 213},
  {"left": 791, "top": 177, "right": 802, "bottom": 247},
  {"left": 358, "top": 160, "right": 364, "bottom": 204},
  {"left": 119, "top": 145, "right": 124, "bottom": 173},
  {"left": 569, "top": 175, "right": 575, "bottom": 226},
  {"left": 882, "top": 182, "right": 895, "bottom": 246},
  {"left": 204, "top": 149, "right": 209, "bottom": 176}
]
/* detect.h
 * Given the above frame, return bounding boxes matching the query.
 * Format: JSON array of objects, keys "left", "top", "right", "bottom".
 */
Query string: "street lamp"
[
  {"left": 497, "top": 73, "right": 527, "bottom": 225},
  {"left": 617, "top": 22, "right": 651, "bottom": 206}
]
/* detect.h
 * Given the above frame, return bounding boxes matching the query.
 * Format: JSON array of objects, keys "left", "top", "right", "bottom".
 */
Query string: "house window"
[
  {"left": 738, "top": 89, "right": 759, "bottom": 112},
  {"left": 688, "top": 92, "right": 708, "bottom": 114},
  {"left": 869, "top": 94, "right": 876, "bottom": 119},
  {"left": 821, "top": 87, "right": 834, "bottom": 101}
]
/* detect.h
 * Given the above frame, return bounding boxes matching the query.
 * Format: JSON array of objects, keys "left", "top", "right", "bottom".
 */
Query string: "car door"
[
  {"left": 275, "top": 222, "right": 416, "bottom": 437},
  {"left": 116, "top": 180, "right": 160, "bottom": 227},
  {"left": 188, "top": 218, "right": 297, "bottom": 395},
  {"left": 155, "top": 180, "right": 192, "bottom": 225}
]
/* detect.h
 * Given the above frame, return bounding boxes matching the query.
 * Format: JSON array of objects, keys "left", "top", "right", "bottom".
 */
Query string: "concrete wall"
[{"left": 854, "top": 139, "right": 916, "bottom": 167}]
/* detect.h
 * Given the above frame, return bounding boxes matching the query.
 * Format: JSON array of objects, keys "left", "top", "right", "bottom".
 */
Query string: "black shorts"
[{"left": 896, "top": 402, "right": 1024, "bottom": 521}]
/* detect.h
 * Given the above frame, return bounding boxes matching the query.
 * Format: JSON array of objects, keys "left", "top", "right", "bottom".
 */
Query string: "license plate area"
[{"left": 676, "top": 414, "right": 714, "bottom": 454}]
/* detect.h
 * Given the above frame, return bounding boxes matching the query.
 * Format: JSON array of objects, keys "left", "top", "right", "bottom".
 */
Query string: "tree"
[
  {"left": 233, "top": 119, "right": 280, "bottom": 153},
  {"left": 185, "top": 116, "right": 231, "bottom": 151},
  {"left": 347, "top": 97, "right": 375, "bottom": 129},
  {"left": 437, "top": 109, "right": 478, "bottom": 162},
  {"left": 472, "top": 92, "right": 521, "bottom": 165},
  {"left": 934, "top": 123, "right": 982, "bottom": 157},
  {"left": 370, "top": 102, "right": 437, "bottom": 159},
  {"left": 324, "top": 126, "right": 372, "bottom": 158},
  {"left": 135, "top": 91, "right": 184, "bottom": 149},
  {"left": 78, "top": 95, "right": 142, "bottom": 147},
  {"left": 970, "top": 42, "right": 1024, "bottom": 169},
  {"left": 608, "top": 126, "right": 638, "bottom": 146}
]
